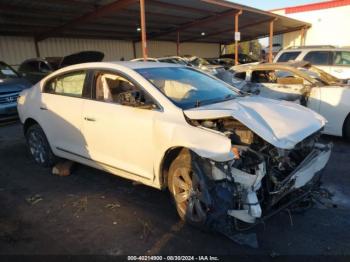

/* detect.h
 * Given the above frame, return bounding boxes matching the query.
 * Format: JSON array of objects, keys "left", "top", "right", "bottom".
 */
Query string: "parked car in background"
[
  {"left": 130, "top": 57, "right": 159, "bottom": 62},
  {"left": 263, "top": 43, "right": 282, "bottom": 58},
  {"left": 0, "top": 61, "right": 31, "bottom": 120},
  {"left": 228, "top": 61, "right": 350, "bottom": 138},
  {"left": 18, "top": 61, "right": 331, "bottom": 231},
  {"left": 274, "top": 46, "right": 350, "bottom": 80},
  {"left": 18, "top": 51, "right": 104, "bottom": 84},
  {"left": 206, "top": 58, "right": 235, "bottom": 70},
  {"left": 220, "top": 53, "right": 258, "bottom": 64},
  {"left": 183, "top": 56, "right": 226, "bottom": 76},
  {"left": 157, "top": 56, "right": 191, "bottom": 66},
  {"left": 131, "top": 56, "right": 192, "bottom": 66}
]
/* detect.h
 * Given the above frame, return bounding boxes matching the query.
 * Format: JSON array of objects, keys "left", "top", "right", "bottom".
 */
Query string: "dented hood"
[{"left": 184, "top": 96, "right": 326, "bottom": 149}]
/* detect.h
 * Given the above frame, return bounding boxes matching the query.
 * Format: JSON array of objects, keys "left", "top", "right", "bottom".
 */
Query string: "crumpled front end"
[
  {"left": 188, "top": 117, "right": 332, "bottom": 230},
  {"left": 225, "top": 141, "right": 331, "bottom": 225}
]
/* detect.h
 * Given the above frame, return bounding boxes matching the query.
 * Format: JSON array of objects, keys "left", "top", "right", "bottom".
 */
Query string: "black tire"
[
  {"left": 344, "top": 115, "right": 350, "bottom": 140},
  {"left": 25, "top": 124, "right": 56, "bottom": 167},
  {"left": 168, "top": 149, "right": 212, "bottom": 227}
]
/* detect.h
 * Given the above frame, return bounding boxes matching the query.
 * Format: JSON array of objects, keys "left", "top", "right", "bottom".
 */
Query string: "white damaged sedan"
[{"left": 17, "top": 62, "right": 331, "bottom": 231}]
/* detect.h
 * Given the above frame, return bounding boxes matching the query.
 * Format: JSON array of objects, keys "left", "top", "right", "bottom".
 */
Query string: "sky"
[
  {"left": 229, "top": 0, "right": 327, "bottom": 46},
  {"left": 230, "top": 0, "right": 327, "bottom": 10}
]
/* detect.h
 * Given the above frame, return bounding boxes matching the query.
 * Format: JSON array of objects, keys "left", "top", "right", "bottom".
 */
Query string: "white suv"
[{"left": 274, "top": 46, "right": 350, "bottom": 80}]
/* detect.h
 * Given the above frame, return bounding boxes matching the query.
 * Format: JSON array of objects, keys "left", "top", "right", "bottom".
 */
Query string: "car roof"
[
  {"left": 231, "top": 61, "right": 316, "bottom": 83},
  {"left": 111, "top": 61, "right": 182, "bottom": 69},
  {"left": 232, "top": 61, "right": 310, "bottom": 70},
  {"left": 281, "top": 47, "right": 350, "bottom": 52}
]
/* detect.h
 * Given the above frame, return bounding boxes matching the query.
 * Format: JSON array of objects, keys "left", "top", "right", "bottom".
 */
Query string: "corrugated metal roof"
[{"left": 0, "top": 0, "right": 310, "bottom": 44}]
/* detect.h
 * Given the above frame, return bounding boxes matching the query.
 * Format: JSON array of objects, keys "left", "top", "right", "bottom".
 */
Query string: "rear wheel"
[
  {"left": 168, "top": 150, "right": 211, "bottom": 227},
  {"left": 25, "top": 124, "right": 56, "bottom": 167}
]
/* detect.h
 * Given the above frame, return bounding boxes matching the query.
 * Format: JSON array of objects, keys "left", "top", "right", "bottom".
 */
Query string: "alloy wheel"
[{"left": 171, "top": 167, "right": 207, "bottom": 223}]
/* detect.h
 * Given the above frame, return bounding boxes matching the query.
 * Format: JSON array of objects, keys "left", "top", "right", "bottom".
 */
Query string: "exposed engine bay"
[{"left": 189, "top": 117, "right": 332, "bottom": 231}]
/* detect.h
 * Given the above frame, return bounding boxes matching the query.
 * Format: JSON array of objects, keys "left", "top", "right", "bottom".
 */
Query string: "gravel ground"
[{"left": 0, "top": 122, "right": 349, "bottom": 258}]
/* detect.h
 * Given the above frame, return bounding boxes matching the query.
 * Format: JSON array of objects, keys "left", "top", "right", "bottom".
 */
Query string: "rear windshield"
[{"left": 277, "top": 52, "right": 301, "bottom": 62}]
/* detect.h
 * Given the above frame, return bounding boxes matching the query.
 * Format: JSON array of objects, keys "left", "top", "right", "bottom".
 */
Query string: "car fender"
[{"left": 152, "top": 113, "right": 234, "bottom": 185}]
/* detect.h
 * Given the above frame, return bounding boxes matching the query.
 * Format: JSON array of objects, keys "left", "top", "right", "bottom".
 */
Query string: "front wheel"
[
  {"left": 344, "top": 115, "right": 350, "bottom": 141},
  {"left": 168, "top": 150, "right": 211, "bottom": 227},
  {"left": 25, "top": 124, "right": 56, "bottom": 167}
]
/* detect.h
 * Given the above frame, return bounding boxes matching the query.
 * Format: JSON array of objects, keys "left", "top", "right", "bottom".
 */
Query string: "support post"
[
  {"left": 234, "top": 10, "right": 242, "bottom": 65},
  {"left": 132, "top": 41, "right": 136, "bottom": 58},
  {"left": 300, "top": 27, "right": 306, "bottom": 46},
  {"left": 176, "top": 31, "right": 180, "bottom": 56},
  {"left": 268, "top": 19, "right": 275, "bottom": 63},
  {"left": 34, "top": 38, "right": 40, "bottom": 58},
  {"left": 140, "top": 0, "right": 147, "bottom": 60}
]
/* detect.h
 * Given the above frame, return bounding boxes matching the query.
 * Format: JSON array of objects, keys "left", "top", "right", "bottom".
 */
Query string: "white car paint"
[
  {"left": 230, "top": 63, "right": 350, "bottom": 137},
  {"left": 274, "top": 47, "right": 350, "bottom": 80},
  {"left": 17, "top": 62, "right": 330, "bottom": 225},
  {"left": 184, "top": 96, "right": 326, "bottom": 149}
]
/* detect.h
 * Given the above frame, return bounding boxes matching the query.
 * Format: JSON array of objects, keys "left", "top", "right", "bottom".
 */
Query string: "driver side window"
[{"left": 93, "top": 71, "right": 156, "bottom": 109}]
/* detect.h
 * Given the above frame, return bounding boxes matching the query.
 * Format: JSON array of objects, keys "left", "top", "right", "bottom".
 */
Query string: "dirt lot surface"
[{"left": 1, "top": 122, "right": 350, "bottom": 257}]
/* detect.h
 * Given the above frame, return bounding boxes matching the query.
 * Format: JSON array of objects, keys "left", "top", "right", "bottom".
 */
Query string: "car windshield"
[
  {"left": 136, "top": 67, "right": 239, "bottom": 109},
  {"left": 0, "top": 62, "right": 19, "bottom": 80},
  {"left": 299, "top": 66, "right": 340, "bottom": 85}
]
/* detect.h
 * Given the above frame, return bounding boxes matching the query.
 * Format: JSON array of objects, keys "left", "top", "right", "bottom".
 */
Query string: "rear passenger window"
[
  {"left": 304, "top": 51, "right": 332, "bottom": 65},
  {"left": 277, "top": 52, "right": 301, "bottom": 62},
  {"left": 44, "top": 71, "right": 87, "bottom": 97},
  {"left": 334, "top": 51, "right": 350, "bottom": 65}
]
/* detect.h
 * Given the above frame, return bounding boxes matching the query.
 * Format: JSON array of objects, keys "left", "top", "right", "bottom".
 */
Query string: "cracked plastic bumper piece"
[{"left": 227, "top": 143, "right": 332, "bottom": 224}]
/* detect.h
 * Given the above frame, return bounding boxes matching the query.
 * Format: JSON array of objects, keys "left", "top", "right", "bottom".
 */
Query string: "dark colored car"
[
  {"left": 206, "top": 58, "right": 236, "bottom": 69},
  {"left": 220, "top": 53, "right": 258, "bottom": 64},
  {"left": 18, "top": 51, "right": 105, "bottom": 84},
  {"left": 0, "top": 61, "right": 31, "bottom": 120}
]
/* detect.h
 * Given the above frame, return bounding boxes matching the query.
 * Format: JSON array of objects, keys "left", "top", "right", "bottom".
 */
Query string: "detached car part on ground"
[
  {"left": 228, "top": 61, "right": 350, "bottom": 139},
  {"left": 18, "top": 62, "right": 331, "bottom": 234},
  {"left": 0, "top": 61, "right": 31, "bottom": 120},
  {"left": 18, "top": 51, "right": 104, "bottom": 84}
]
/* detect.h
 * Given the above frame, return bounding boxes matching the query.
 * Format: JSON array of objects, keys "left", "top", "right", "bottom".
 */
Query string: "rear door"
[
  {"left": 249, "top": 69, "right": 306, "bottom": 102},
  {"left": 330, "top": 51, "right": 350, "bottom": 79},
  {"left": 39, "top": 70, "right": 89, "bottom": 156}
]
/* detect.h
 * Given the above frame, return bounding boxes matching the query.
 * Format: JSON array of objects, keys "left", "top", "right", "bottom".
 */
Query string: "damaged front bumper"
[{"left": 226, "top": 142, "right": 332, "bottom": 224}]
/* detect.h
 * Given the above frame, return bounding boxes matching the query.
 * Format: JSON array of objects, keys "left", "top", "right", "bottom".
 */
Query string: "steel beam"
[
  {"left": 269, "top": 19, "right": 276, "bottom": 63},
  {"left": 149, "top": 9, "right": 238, "bottom": 40},
  {"left": 234, "top": 10, "right": 242, "bottom": 65},
  {"left": 36, "top": 0, "right": 138, "bottom": 41},
  {"left": 181, "top": 18, "right": 272, "bottom": 43}
]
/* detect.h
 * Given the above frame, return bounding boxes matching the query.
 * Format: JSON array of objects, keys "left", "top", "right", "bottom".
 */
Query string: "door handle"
[
  {"left": 84, "top": 117, "right": 96, "bottom": 122},
  {"left": 40, "top": 106, "right": 48, "bottom": 110}
]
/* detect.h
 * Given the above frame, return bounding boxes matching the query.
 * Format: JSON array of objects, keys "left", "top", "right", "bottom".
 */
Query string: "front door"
[{"left": 81, "top": 70, "right": 160, "bottom": 180}]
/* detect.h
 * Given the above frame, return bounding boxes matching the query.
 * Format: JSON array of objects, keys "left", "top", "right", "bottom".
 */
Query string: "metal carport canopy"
[{"left": 0, "top": 0, "right": 310, "bottom": 43}]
